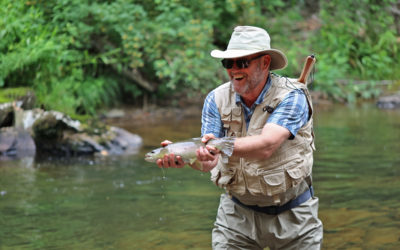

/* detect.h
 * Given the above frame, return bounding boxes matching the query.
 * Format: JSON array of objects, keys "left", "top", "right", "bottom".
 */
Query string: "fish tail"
[{"left": 218, "top": 137, "right": 235, "bottom": 157}]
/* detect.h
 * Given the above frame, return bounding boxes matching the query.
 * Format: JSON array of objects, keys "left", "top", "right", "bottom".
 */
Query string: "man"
[{"left": 157, "top": 26, "right": 323, "bottom": 249}]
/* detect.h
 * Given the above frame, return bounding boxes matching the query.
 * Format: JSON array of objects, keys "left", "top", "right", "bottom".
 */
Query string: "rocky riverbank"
[
  {"left": 0, "top": 102, "right": 142, "bottom": 160},
  {"left": 2, "top": 88, "right": 399, "bottom": 160}
]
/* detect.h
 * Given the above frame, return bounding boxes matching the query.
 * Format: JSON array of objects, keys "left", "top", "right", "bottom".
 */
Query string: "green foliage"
[
  {"left": 0, "top": 87, "right": 33, "bottom": 103},
  {"left": 311, "top": 0, "right": 399, "bottom": 101},
  {"left": 1, "top": 0, "right": 399, "bottom": 117},
  {"left": 0, "top": 0, "right": 121, "bottom": 115}
]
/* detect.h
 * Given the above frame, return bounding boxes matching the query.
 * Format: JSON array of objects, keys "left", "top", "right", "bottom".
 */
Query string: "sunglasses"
[{"left": 221, "top": 54, "right": 265, "bottom": 69}]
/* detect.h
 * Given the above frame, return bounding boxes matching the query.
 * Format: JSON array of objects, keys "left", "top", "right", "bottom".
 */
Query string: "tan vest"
[{"left": 210, "top": 74, "right": 315, "bottom": 206}]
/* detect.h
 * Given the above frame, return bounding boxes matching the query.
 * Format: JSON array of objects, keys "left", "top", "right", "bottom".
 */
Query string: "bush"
[{"left": 1, "top": 0, "right": 399, "bottom": 116}]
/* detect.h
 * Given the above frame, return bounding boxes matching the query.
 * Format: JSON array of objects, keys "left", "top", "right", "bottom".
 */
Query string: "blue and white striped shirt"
[{"left": 201, "top": 75, "right": 309, "bottom": 139}]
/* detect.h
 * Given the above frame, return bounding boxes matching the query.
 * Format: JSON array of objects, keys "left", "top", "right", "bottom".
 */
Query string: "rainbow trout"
[{"left": 144, "top": 137, "right": 235, "bottom": 165}]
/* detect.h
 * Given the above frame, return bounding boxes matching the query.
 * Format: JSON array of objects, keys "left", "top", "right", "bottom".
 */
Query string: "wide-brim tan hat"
[{"left": 211, "top": 26, "right": 288, "bottom": 70}]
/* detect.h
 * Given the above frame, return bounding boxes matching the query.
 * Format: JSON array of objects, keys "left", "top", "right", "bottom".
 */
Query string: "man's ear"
[{"left": 263, "top": 54, "right": 271, "bottom": 69}]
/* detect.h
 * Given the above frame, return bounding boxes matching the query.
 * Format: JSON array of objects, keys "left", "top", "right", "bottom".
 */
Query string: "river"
[{"left": 0, "top": 103, "right": 399, "bottom": 249}]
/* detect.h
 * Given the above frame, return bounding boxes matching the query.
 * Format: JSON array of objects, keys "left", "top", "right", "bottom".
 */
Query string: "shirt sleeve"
[
  {"left": 201, "top": 90, "right": 224, "bottom": 138},
  {"left": 267, "top": 89, "right": 310, "bottom": 139}
]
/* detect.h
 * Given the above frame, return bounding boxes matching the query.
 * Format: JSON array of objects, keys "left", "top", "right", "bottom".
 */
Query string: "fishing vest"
[{"left": 210, "top": 74, "right": 315, "bottom": 207}]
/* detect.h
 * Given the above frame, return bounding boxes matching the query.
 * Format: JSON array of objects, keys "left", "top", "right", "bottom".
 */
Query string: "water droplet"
[
  {"left": 161, "top": 168, "right": 167, "bottom": 180},
  {"left": 113, "top": 180, "right": 125, "bottom": 188}
]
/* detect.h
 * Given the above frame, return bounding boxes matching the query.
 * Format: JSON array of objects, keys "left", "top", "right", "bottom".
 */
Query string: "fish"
[{"left": 144, "top": 137, "right": 235, "bottom": 165}]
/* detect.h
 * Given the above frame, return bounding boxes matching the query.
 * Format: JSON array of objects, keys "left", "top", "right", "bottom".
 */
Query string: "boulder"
[
  {"left": 108, "top": 126, "right": 143, "bottom": 154},
  {"left": 30, "top": 111, "right": 142, "bottom": 157},
  {"left": 0, "top": 102, "right": 16, "bottom": 127},
  {"left": 0, "top": 100, "right": 142, "bottom": 159},
  {"left": 33, "top": 125, "right": 143, "bottom": 157},
  {"left": 376, "top": 94, "right": 400, "bottom": 109},
  {"left": 17, "top": 109, "right": 81, "bottom": 132},
  {"left": 0, "top": 127, "right": 36, "bottom": 160}
]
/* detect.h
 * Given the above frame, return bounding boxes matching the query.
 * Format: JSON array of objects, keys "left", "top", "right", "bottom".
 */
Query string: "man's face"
[{"left": 224, "top": 54, "right": 267, "bottom": 96}]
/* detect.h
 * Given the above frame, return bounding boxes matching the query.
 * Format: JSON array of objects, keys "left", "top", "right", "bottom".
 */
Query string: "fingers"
[
  {"left": 157, "top": 139, "right": 185, "bottom": 169},
  {"left": 201, "top": 133, "right": 215, "bottom": 143},
  {"left": 174, "top": 156, "right": 185, "bottom": 168},
  {"left": 196, "top": 146, "right": 217, "bottom": 162},
  {"left": 156, "top": 159, "right": 163, "bottom": 168},
  {"left": 161, "top": 140, "right": 173, "bottom": 147},
  {"left": 194, "top": 147, "right": 219, "bottom": 172},
  {"left": 156, "top": 153, "right": 185, "bottom": 169},
  {"left": 206, "top": 145, "right": 220, "bottom": 155}
]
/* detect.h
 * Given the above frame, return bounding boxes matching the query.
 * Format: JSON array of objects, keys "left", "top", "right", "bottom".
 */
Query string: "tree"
[{"left": 1, "top": 0, "right": 399, "bottom": 116}]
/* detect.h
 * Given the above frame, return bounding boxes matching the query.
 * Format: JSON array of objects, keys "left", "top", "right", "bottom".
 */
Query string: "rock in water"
[
  {"left": 0, "top": 127, "right": 36, "bottom": 159},
  {"left": 377, "top": 94, "right": 400, "bottom": 109}
]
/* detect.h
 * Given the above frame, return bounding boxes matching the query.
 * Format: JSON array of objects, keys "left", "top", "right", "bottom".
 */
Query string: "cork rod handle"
[{"left": 298, "top": 54, "right": 316, "bottom": 84}]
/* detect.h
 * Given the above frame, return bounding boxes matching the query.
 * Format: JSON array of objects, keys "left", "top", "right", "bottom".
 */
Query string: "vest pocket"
[
  {"left": 261, "top": 171, "right": 286, "bottom": 196},
  {"left": 219, "top": 167, "right": 237, "bottom": 186},
  {"left": 254, "top": 157, "right": 306, "bottom": 197},
  {"left": 220, "top": 107, "right": 242, "bottom": 137},
  {"left": 211, "top": 162, "right": 237, "bottom": 188},
  {"left": 286, "top": 164, "right": 306, "bottom": 187}
]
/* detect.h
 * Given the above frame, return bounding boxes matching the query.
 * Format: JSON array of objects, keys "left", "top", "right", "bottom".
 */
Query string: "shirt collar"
[{"left": 235, "top": 73, "right": 271, "bottom": 108}]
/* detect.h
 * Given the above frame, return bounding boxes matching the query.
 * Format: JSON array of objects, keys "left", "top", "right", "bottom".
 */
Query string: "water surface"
[{"left": 0, "top": 103, "right": 399, "bottom": 249}]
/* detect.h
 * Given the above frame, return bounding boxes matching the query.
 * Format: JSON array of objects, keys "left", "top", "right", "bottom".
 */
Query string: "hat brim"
[{"left": 211, "top": 49, "right": 288, "bottom": 70}]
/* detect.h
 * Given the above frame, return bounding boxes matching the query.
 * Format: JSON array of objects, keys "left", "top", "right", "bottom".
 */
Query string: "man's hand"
[
  {"left": 191, "top": 134, "right": 220, "bottom": 172},
  {"left": 156, "top": 140, "right": 185, "bottom": 169}
]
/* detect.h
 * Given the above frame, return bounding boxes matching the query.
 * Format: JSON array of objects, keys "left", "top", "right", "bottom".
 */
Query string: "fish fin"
[
  {"left": 220, "top": 155, "right": 229, "bottom": 164},
  {"left": 190, "top": 160, "right": 204, "bottom": 171},
  {"left": 189, "top": 158, "right": 197, "bottom": 165},
  {"left": 219, "top": 137, "right": 235, "bottom": 157}
]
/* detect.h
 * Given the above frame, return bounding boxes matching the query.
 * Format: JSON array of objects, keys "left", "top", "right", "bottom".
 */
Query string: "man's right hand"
[{"left": 156, "top": 140, "right": 185, "bottom": 169}]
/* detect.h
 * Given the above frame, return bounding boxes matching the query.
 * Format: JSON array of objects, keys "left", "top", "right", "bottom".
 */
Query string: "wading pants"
[{"left": 212, "top": 193, "right": 323, "bottom": 250}]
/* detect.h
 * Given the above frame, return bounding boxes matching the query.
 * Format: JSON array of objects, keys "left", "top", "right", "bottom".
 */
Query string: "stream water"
[{"left": 0, "top": 103, "right": 399, "bottom": 249}]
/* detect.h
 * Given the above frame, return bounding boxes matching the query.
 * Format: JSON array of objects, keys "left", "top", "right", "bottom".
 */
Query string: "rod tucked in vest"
[{"left": 210, "top": 74, "right": 316, "bottom": 207}]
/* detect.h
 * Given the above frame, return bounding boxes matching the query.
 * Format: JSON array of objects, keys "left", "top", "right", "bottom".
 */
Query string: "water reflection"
[
  {"left": 313, "top": 103, "right": 400, "bottom": 249},
  {"left": 0, "top": 103, "right": 399, "bottom": 249}
]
